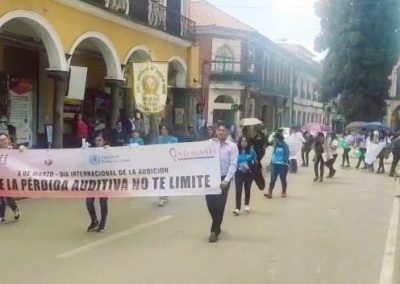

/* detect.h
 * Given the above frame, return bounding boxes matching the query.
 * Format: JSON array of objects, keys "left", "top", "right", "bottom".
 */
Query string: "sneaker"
[
  {"left": 0, "top": 218, "right": 5, "bottom": 224},
  {"left": 87, "top": 221, "right": 99, "bottom": 232},
  {"left": 96, "top": 224, "right": 106, "bottom": 232},
  {"left": 264, "top": 193, "right": 272, "bottom": 199},
  {"left": 14, "top": 209, "right": 20, "bottom": 220},
  {"left": 244, "top": 206, "right": 250, "bottom": 212},
  {"left": 208, "top": 232, "right": 218, "bottom": 243},
  {"left": 159, "top": 199, "right": 167, "bottom": 207},
  {"left": 233, "top": 209, "right": 241, "bottom": 216}
]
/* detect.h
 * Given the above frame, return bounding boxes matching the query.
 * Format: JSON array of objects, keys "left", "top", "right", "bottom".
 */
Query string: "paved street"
[{"left": 1, "top": 155, "right": 400, "bottom": 284}]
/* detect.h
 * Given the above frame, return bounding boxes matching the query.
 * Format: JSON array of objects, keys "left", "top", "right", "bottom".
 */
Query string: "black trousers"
[
  {"left": 290, "top": 159, "right": 298, "bottom": 173},
  {"left": 342, "top": 148, "right": 351, "bottom": 166},
  {"left": 205, "top": 176, "right": 229, "bottom": 234},
  {"left": 0, "top": 197, "right": 18, "bottom": 218},
  {"left": 314, "top": 153, "right": 324, "bottom": 179},
  {"left": 390, "top": 153, "right": 400, "bottom": 176},
  {"left": 269, "top": 164, "right": 288, "bottom": 192},
  {"left": 86, "top": 198, "right": 108, "bottom": 226},
  {"left": 302, "top": 147, "right": 311, "bottom": 166},
  {"left": 325, "top": 154, "right": 338, "bottom": 176},
  {"left": 235, "top": 171, "right": 252, "bottom": 210}
]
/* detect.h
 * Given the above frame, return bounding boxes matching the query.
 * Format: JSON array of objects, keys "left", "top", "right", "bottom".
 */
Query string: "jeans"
[
  {"left": 342, "top": 148, "right": 351, "bottom": 167},
  {"left": 290, "top": 159, "right": 298, "bottom": 173},
  {"left": 86, "top": 198, "right": 108, "bottom": 226},
  {"left": 325, "top": 154, "right": 338, "bottom": 176},
  {"left": 314, "top": 153, "right": 324, "bottom": 180},
  {"left": 269, "top": 164, "right": 288, "bottom": 192},
  {"left": 235, "top": 171, "right": 252, "bottom": 210},
  {"left": 301, "top": 147, "right": 311, "bottom": 166},
  {"left": 205, "top": 176, "right": 229, "bottom": 234},
  {"left": 0, "top": 197, "right": 18, "bottom": 218}
]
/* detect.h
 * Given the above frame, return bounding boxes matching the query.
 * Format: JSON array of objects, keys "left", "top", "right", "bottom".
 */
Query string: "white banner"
[
  {"left": 133, "top": 62, "right": 169, "bottom": 113},
  {"left": 0, "top": 141, "right": 221, "bottom": 198}
]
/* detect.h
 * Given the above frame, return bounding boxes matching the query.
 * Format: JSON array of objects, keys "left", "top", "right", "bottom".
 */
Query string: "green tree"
[{"left": 315, "top": 0, "right": 400, "bottom": 122}]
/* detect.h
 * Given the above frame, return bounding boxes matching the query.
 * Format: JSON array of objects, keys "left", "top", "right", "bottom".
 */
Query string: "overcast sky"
[{"left": 206, "top": 0, "right": 322, "bottom": 58}]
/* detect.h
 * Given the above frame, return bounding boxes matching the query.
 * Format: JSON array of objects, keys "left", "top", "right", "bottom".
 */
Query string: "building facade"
[
  {"left": 191, "top": 0, "right": 324, "bottom": 131},
  {"left": 279, "top": 44, "right": 324, "bottom": 128},
  {"left": 0, "top": 0, "right": 199, "bottom": 147}
]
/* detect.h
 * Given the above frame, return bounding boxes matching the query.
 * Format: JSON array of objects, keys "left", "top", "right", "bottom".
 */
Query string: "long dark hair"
[{"left": 237, "top": 136, "right": 251, "bottom": 153}]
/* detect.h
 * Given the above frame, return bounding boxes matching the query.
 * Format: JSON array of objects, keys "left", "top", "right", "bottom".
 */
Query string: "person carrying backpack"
[{"left": 264, "top": 133, "right": 290, "bottom": 199}]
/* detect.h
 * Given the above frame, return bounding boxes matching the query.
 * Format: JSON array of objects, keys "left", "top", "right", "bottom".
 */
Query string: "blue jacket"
[
  {"left": 155, "top": 135, "right": 178, "bottom": 144},
  {"left": 237, "top": 148, "right": 257, "bottom": 167},
  {"left": 271, "top": 141, "right": 290, "bottom": 165},
  {"left": 128, "top": 137, "right": 144, "bottom": 145}
]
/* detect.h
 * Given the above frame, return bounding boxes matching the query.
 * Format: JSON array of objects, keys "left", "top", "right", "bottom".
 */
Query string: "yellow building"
[{"left": 0, "top": 0, "right": 199, "bottom": 147}]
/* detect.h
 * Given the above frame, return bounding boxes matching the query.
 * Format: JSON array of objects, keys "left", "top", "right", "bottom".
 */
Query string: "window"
[
  {"left": 214, "top": 95, "right": 234, "bottom": 104},
  {"left": 214, "top": 45, "right": 234, "bottom": 73},
  {"left": 248, "top": 43, "right": 256, "bottom": 73}
]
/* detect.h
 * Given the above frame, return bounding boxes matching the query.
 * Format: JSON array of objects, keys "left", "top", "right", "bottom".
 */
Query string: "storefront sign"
[
  {"left": 133, "top": 63, "right": 169, "bottom": 113},
  {"left": 0, "top": 141, "right": 221, "bottom": 198}
]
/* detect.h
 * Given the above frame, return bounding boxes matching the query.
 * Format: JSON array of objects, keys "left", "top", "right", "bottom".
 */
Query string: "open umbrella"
[
  {"left": 364, "top": 122, "right": 391, "bottom": 132},
  {"left": 240, "top": 118, "right": 263, "bottom": 127},
  {"left": 346, "top": 121, "right": 366, "bottom": 130},
  {"left": 302, "top": 123, "right": 331, "bottom": 134}
]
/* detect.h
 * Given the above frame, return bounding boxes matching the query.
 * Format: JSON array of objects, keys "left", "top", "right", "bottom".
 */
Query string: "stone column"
[
  {"left": 47, "top": 70, "right": 69, "bottom": 149},
  {"left": 106, "top": 79, "right": 124, "bottom": 129}
]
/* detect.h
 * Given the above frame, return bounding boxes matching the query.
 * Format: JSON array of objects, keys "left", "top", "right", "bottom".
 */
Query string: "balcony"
[
  {"left": 209, "top": 71, "right": 258, "bottom": 83},
  {"left": 263, "top": 82, "right": 291, "bottom": 97},
  {"left": 79, "top": 0, "right": 195, "bottom": 41}
]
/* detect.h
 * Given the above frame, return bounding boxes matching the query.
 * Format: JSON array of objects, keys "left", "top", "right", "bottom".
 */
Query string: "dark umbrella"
[
  {"left": 364, "top": 122, "right": 391, "bottom": 132},
  {"left": 346, "top": 121, "right": 366, "bottom": 130}
]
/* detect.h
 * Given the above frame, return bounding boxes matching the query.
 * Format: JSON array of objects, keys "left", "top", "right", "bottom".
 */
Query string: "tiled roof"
[{"left": 190, "top": 0, "right": 256, "bottom": 32}]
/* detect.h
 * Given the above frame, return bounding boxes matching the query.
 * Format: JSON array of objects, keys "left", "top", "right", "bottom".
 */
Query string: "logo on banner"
[
  {"left": 133, "top": 63, "right": 168, "bottom": 113},
  {"left": 89, "top": 155, "right": 101, "bottom": 166},
  {"left": 169, "top": 147, "right": 216, "bottom": 161}
]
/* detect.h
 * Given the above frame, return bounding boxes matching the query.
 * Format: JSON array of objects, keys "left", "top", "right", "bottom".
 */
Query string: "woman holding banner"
[
  {"left": 86, "top": 132, "right": 109, "bottom": 232},
  {"left": 0, "top": 133, "right": 21, "bottom": 224}
]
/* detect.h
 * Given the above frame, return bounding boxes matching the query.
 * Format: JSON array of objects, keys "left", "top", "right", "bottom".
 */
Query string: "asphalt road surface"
[{"left": 1, "top": 155, "right": 399, "bottom": 284}]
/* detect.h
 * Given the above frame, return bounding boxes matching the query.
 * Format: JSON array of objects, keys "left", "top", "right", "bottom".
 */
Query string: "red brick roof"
[{"left": 190, "top": 0, "right": 256, "bottom": 32}]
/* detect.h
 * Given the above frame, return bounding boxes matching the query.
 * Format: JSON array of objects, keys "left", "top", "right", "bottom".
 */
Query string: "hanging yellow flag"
[{"left": 133, "top": 62, "right": 169, "bottom": 113}]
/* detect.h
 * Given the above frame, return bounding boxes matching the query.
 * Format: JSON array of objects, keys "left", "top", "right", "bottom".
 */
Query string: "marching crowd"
[{"left": 1, "top": 115, "right": 399, "bottom": 244}]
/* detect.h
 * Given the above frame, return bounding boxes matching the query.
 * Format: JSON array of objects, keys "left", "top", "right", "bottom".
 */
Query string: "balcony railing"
[{"left": 79, "top": 0, "right": 195, "bottom": 41}]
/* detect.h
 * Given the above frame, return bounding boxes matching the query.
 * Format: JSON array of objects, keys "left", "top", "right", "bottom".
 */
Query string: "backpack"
[{"left": 272, "top": 145, "right": 285, "bottom": 164}]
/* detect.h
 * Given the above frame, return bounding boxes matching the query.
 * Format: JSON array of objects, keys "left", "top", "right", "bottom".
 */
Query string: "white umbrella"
[{"left": 240, "top": 118, "right": 263, "bottom": 127}]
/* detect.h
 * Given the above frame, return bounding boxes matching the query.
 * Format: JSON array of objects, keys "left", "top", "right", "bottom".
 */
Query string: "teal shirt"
[
  {"left": 155, "top": 135, "right": 178, "bottom": 144},
  {"left": 128, "top": 137, "right": 144, "bottom": 145},
  {"left": 237, "top": 148, "right": 257, "bottom": 172}
]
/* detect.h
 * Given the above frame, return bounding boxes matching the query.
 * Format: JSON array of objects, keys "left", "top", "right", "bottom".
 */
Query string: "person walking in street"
[
  {"left": 233, "top": 136, "right": 257, "bottom": 216},
  {"left": 341, "top": 131, "right": 353, "bottom": 168},
  {"left": 356, "top": 133, "right": 367, "bottom": 169},
  {"left": 301, "top": 131, "right": 313, "bottom": 167},
  {"left": 252, "top": 129, "right": 268, "bottom": 168},
  {"left": 0, "top": 133, "right": 21, "bottom": 224},
  {"left": 111, "top": 121, "right": 127, "bottom": 146},
  {"left": 314, "top": 132, "right": 325, "bottom": 182},
  {"left": 155, "top": 124, "right": 178, "bottom": 207},
  {"left": 376, "top": 132, "right": 391, "bottom": 174},
  {"left": 325, "top": 132, "right": 339, "bottom": 178},
  {"left": 264, "top": 133, "right": 290, "bottom": 199},
  {"left": 286, "top": 128, "right": 304, "bottom": 174},
  {"left": 86, "top": 132, "right": 109, "bottom": 232},
  {"left": 206, "top": 122, "right": 238, "bottom": 243},
  {"left": 389, "top": 133, "right": 400, "bottom": 177}
]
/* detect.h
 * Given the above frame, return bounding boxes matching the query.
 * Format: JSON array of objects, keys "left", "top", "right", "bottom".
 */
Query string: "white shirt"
[{"left": 212, "top": 138, "right": 239, "bottom": 183}]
